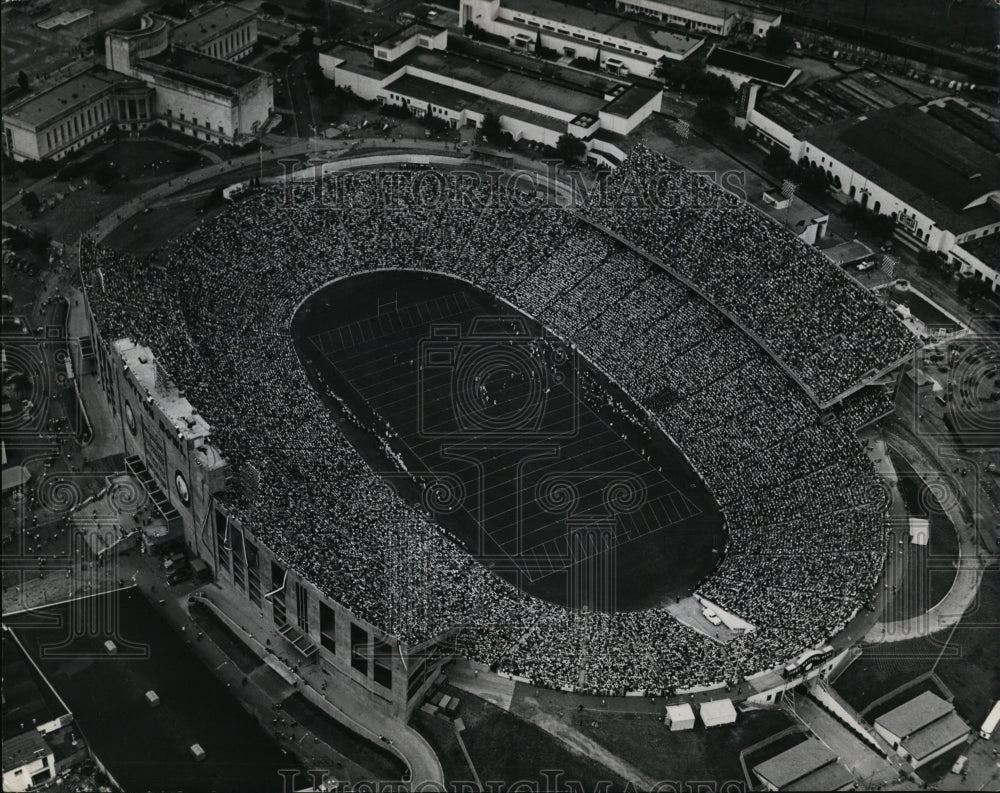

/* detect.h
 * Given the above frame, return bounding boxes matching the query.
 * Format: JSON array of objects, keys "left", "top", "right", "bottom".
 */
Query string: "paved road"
[
  {"left": 864, "top": 425, "right": 993, "bottom": 643},
  {"left": 793, "top": 696, "right": 900, "bottom": 786}
]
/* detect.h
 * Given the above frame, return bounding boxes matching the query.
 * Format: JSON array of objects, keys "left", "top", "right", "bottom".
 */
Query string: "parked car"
[{"left": 166, "top": 565, "right": 191, "bottom": 586}]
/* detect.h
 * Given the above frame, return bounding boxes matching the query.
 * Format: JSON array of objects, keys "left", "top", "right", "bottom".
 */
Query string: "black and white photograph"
[{"left": 1, "top": 0, "right": 998, "bottom": 790}]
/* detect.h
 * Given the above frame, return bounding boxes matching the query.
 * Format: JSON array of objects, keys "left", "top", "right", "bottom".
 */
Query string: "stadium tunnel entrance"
[{"left": 291, "top": 270, "right": 726, "bottom": 612}]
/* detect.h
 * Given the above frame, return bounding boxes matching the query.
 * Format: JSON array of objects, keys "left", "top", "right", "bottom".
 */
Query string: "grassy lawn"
[
  {"left": 576, "top": 707, "right": 794, "bottom": 785},
  {"left": 834, "top": 562, "right": 1000, "bottom": 728},
  {"left": 424, "top": 686, "right": 628, "bottom": 790}
]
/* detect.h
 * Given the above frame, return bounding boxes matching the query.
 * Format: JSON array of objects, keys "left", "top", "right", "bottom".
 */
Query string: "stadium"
[{"left": 78, "top": 144, "right": 915, "bottom": 720}]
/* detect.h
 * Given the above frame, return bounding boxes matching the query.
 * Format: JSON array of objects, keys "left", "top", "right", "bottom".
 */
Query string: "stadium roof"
[
  {"left": 171, "top": 3, "right": 255, "bottom": 48},
  {"left": 705, "top": 46, "right": 798, "bottom": 86},
  {"left": 803, "top": 105, "right": 1000, "bottom": 234},
  {"left": 754, "top": 739, "right": 837, "bottom": 789},
  {"left": 875, "top": 691, "right": 955, "bottom": 737}
]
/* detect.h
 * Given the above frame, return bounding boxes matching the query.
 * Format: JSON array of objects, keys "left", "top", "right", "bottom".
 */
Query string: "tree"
[
  {"left": 306, "top": 0, "right": 322, "bottom": 15},
  {"left": 764, "top": 146, "right": 793, "bottom": 178},
  {"left": 695, "top": 99, "right": 730, "bottom": 132},
  {"left": 555, "top": 133, "right": 586, "bottom": 164},
  {"left": 480, "top": 112, "right": 503, "bottom": 144},
  {"left": 31, "top": 226, "right": 51, "bottom": 255},
  {"left": 764, "top": 27, "right": 795, "bottom": 57},
  {"left": 20, "top": 191, "right": 40, "bottom": 214},
  {"left": 298, "top": 28, "right": 315, "bottom": 50},
  {"left": 93, "top": 162, "right": 119, "bottom": 188},
  {"left": 17, "top": 70, "right": 29, "bottom": 91}
]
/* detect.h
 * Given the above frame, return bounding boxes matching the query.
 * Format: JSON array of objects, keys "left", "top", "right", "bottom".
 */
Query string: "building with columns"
[
  {"left": 2, "top": 3, "right": 271, "bottom": 160},
  {"left": 2, "top": 68, "right": 153, "bottom": 162}
]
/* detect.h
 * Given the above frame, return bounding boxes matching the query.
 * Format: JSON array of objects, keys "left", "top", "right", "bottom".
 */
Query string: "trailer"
[{"left": 981, "top": 700, "right": 1000, "bottom": 740}]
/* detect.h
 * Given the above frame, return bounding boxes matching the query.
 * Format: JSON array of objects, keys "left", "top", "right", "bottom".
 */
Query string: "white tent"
[
  {"left": 700, "top": 698, "right": 737, "bottom": 727},
  {"left": 664, "top": 703, "right": 696, "bottom": 731},
  {"left": 908, "top": 518, "right": 929, "bottom": 546}
]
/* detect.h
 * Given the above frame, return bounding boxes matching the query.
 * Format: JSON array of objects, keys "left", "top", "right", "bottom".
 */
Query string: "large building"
[
  {"left": 613, "top": 0, "right": 781, "bottom": 37},
  {"left": 105, "top": 4, "right": 273, "bottom": 145},
  {"left": 874, "top": 691, "right": 971, "bottom": 770},
  {"left": 739, "top": 72, "right": 1000, "bottom": 290},
  {"left": 321, "top": 25, "right": 661, "bottom": 154},
  {"left": 2, "top": 3, "right": 272, "bottom": 160},
  {"left": 460, "top": 0, "right": 705, "bottom": 77},
  {"left": 2, "top": 68, "right": 153, "bottom": 162}
]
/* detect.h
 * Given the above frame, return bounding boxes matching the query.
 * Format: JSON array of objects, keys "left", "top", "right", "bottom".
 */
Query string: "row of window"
[
  {"left": 201, "top": 23, "right": 253, "bottom": 60},
  {"left": 214, "top": 509, "right": 394, "bottom": 690},
  {"left": 510, "top": 15, "right": 651, "bottom": 57},
  {"left": 44, "top": 97, "right": 113, "bottom": 151}
]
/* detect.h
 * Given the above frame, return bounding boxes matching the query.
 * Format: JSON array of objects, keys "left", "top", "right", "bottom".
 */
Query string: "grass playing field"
[{"left": 292, "top": 270, "right": 725, "bottom": 612}]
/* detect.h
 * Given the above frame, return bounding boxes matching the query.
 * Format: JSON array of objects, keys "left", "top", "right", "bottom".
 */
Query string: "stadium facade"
[{"left": 85, "top": 326, "right": 454, "bottom": 720}]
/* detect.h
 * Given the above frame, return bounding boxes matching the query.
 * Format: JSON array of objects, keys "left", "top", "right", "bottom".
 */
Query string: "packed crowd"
[
  {"left": 80, "top": 161, "right": 904, "bottom": 695},
  {"left": 583, "top": 145, "right": 915, "bottom": 405}
]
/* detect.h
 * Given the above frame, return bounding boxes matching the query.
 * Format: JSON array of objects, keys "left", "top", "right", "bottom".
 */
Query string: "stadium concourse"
[{"left": 80, "top": 145, "right": 914, "bottom": 697}]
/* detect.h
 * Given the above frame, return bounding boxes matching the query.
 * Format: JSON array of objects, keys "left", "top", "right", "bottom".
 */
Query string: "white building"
[
  {"left": 740, "top": 77, "right": 1000, "bottom": 290},
  {"left": 460, "top": 0, "right": 704, "bottom": 78},
  {"left": 874, "top": 691, "right": 971, "bottom": 769},
  {"left": 664, "top": 702, "right": 696, "bottom": 730},
  {"left": 321, "top": 25, "right": 662, "bottom": 151},
  {"left": 2, "top": 68, "right": 153, "bottom": 162},
  {"left": 169, "top": 3, "right": 257, "bottom": 61},
  {"left": 699, "top": 698, "right": 736, "bottom": 727},
  {"left": 1, "top": 732, "right": 55, "bottom": 793},
  {"left": 613, "top": 0, "right": 781, "bottom": 37},
  {"left": 2, "top": 3, "right": 273, "bottom": 161}
]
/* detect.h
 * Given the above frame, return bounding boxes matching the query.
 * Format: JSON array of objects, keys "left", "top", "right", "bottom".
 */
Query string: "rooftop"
[
  {"left": 757, "top": 191, "right": 828, "bottom": 231},
  {"left": 171, "top": 3, "right": 255, "bottom": 48},
  {"left": 376, "top": 21, "right": 442, "bottom": 50},
  {"left": 706, "top": 46, "right": 798, "bottom": 86},
  {"left": 637, "top": 0, "right": 736, "bottom": 20},
  {"left": 115, "top": 339, "right": 213, "bottom": 444},
  {"left": 1, "top": 730, "right": 51, "bottom": 769},
  {"left": 602, "top": 83, "right": 661, "bottom": 117},
  {"left": 803, "top": 104, "right": 1000, "bottom": 233},
  {"left": 3, "top": 68, "right": 134, "bottom": 129},
  {"left": 875, "top": 691, "right": 955, "bottom": 737},
  {"left": 138, "top": 47, "right": 267, "bottom": 95},
  {"left": 753, "top": 69, "right": 921, "bottom": 136},
  {"left": 754, "top": 739, "right": 837, "bottom": 789},
  {"left": 384, "top": 74, "right": 569, "bottom": 132},
  {"left": 503, "top": 0, "right": 704, "bottom": 54},
  {"left": 785, "top": 759, "right": 855, "bottom": 791},
  {"left": 904, "top": 711, "right": 971, "bottom": 760}
]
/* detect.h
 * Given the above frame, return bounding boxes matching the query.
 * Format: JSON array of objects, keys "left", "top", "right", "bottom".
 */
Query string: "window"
[
  {"left": 271, "top": 561, "right": 287, "bottom": 626},
  {"left": 351, "top": 623, "right": 368, "bottom": 675},
  {"left": 319, "top": 602, "right": 336, "bottom": 653},
  {"left": 295, "top": 581, "right": 309, "bottom": 632}
]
